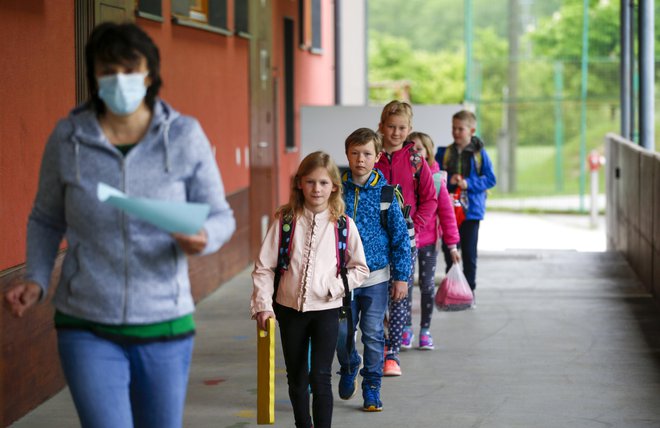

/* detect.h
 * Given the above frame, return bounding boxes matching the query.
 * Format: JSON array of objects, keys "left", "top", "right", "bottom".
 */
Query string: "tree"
[{"left": 368, "top": 31, "right": 464, "bottom": 104}]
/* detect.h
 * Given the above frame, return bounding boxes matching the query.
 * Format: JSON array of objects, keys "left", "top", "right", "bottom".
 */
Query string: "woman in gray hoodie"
[{"left": 4, "top": 22, "right": 235, "bottom": 428}]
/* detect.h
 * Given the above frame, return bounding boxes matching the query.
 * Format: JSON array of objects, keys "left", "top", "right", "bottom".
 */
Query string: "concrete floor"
[{"left": 10, "top": 213, "right": 660, "bottom": 428}]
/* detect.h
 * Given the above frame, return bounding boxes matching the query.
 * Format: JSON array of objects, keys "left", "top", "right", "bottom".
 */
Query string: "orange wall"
[
  {"left": 0, "top": 3, "right": 75, "bottom": 269},
  {"left": 0, "top": 3, "right": 250, "bottom": 271},
  {"left": 272, "top": 0, "right": 336, "bottom": 206},
  {"left": 138, "top": 11, "right": 250, "bottom": 195}
]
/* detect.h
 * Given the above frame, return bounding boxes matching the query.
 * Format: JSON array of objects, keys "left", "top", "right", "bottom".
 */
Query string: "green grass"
[{"left": 486, "top": 120, "right": 612, "bottom": 198}]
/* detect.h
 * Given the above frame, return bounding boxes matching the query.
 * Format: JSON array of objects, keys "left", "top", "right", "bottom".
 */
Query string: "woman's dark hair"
[{"left": 85, "top": 22, "right": 162, "bottom": 114}]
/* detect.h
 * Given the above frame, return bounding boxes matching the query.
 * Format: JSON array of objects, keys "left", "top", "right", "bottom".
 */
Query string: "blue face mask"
[{"left": 97, "top": 72, "right": 148, "bottom": 115}]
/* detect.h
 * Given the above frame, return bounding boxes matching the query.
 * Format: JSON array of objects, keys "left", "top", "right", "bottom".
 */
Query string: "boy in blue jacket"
[
  {"left": 335, "top": 128, "right": 411, "bottom": 412},
  {"left": 435, "top": 110, "right": 496, "bottom": 305}
]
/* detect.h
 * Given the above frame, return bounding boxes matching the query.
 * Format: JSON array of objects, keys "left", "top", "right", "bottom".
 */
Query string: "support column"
[
  {"left": 638, "top": 0, "right": 655, "bottom": 151},
  {"left": 620, "top": 0, "right": 632, "bottom": 140}
]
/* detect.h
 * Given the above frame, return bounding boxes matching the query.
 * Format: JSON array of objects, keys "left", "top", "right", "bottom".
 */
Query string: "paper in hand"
[{"left": 97, "top": 182, "right": 210, "bottom": 235}]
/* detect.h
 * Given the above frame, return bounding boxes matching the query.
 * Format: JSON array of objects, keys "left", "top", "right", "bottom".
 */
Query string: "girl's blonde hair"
[
  {"left": 276, "top": 151, "right": 345, "bottom": 221},
  {"left": 408, "top": 131, "right": 435, "bottom": 167},
  {"left": 379, "top": 100, "right": 413, "bottom": 127}
]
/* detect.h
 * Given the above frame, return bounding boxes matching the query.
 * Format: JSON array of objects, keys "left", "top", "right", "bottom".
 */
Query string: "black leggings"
[{"left": 275, "top": 304, "right": 339, "bottom": 428}]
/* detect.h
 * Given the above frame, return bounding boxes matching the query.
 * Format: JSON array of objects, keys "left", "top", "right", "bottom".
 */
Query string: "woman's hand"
[
  {"left": 256, "top": 311, "right": 276, "bottom": 331},
  {"left": 4, "top": 281, "right": 42, "bottom": 318},
  {"left": 172, "top": 229, "right": 208, "bottom": 255},
  {"left": 390, "top": 280, "right": 408, "bottom": 301}
]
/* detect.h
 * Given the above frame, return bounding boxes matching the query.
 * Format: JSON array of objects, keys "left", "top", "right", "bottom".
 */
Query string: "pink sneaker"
[
  {"left": 418, "top": 332, "right": 435, "bottom": 350},
  {"left": 401, "top": 326, "right": 414, "bottom": 349}
]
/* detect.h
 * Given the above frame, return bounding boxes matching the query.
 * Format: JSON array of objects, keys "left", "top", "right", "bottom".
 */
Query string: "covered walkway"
[{"left": 10, "top": 213, "right": 660, "bottom": 427}]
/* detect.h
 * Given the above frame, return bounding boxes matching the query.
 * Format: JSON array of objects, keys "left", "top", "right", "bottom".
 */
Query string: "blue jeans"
[
  {"left": 336, "top": 281, "right": 388, "bottom": 388},
  {"left": 57, "top": 329, "right": 194, "bottom": 428}
]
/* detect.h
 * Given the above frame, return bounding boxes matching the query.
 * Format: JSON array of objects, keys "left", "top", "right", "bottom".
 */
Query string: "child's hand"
[
  {"left": 256, "top": 311, "right": 276, "bottom": 331},
  {"left": 458, "top": 178, "right": 468, "bottom": 190},
  {"left": 390, "top": 280, "right": 408, "bottom": 301},
  {"left": 449, "top": 174, "right": 462, "bottom": 186},
  {"left": 450, "top": 248, "right": 461, "bottom": 264}
]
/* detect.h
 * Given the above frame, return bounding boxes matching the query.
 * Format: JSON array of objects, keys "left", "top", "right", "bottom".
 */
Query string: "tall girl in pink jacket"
[
  {"left": 251, "top": 151, "right": 368, "bottom": 428},
  {"left": 407, "top": 132, "right": 461, "bottom": 350},
  {"left": 374, "top": 101, "right": 437, "bottom": 376}
]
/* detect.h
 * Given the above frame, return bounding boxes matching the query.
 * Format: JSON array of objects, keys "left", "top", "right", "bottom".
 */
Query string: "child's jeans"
[
  {"left": 57, "top": 329, "right": 194, "bottom": 428},
  {"left": 386, "top": 248, "right": 417, "bottom": 359},
  {"left": 275, "top": 303, "right": 339, "bottom": 428},
  {"left": 443, "top": 219, "right": 480, "bottom": 290},
  {"left": 406, "top": 244, "right": 438, "bottom": 329},
  {"left": 336, "top": 281, "right": 388, "bottom": 389}
]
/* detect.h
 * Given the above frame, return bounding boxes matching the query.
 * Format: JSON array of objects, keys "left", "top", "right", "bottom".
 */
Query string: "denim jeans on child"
[
  {"left": 336, "top": 281, "right": 388, "bottom": 388},
  {"left": 57, "top": 329, "right": 194, "bottom": 428},
  {"left": 275, "top": 303, "right": 339, "bottom": 428}
]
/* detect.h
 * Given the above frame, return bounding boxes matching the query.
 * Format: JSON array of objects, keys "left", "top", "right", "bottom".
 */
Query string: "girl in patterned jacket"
[{"left": 251, "top": 151, "right": 369, "bottom": 428}]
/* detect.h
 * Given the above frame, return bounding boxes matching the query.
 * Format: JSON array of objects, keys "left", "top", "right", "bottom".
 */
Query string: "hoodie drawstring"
[
  {"left": 74, "top": 139, "right": 81, "bottom": 184},
  {"left": 162, "top": 121, "right": 171, "bottom": 173}
]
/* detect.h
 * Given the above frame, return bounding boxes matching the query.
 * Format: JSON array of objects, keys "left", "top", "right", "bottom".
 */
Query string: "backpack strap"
[
  {"left": 474, "top": 150, "right": 483, "bottom": 175},
  {"left": 442, "top": 145, "right": 452, "bottom": 171},
  {"left": 393, "top": 185, "right": 416, "bottom": 249},
  {"left": 335, "top": 215, "right": 355, "bottom": 363},
  {"left": 335, "top": 215, "right": 351, "bottom": 308},
  {"left": 380, "top": 185, "right": 395, "bottom": 230},
  {"left": 273, "top": 212, "right": 295, "bottom": 302},
  {"left": 380, "top": 184, "right": 416, "bottom": 248},
  {"left": 408, "top": 144, "right": 423, "bottom": 193}
]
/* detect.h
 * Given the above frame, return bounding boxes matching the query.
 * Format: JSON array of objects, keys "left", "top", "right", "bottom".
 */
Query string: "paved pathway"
[{"left": 12, "top": 213, "right": 660, "bottom": 428}]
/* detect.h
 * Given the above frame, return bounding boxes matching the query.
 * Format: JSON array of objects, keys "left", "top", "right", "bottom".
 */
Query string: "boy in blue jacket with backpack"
[
  {"left": 436, "top": 110, "right": 496, "bottom": 305},
  {"left": 335, "top": 128, "right": 411, "bottom": 412}
]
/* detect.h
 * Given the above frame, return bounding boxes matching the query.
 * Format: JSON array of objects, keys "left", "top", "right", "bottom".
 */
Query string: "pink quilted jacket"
[{"left": 416, "top": 162, "right": 460, "bottom": 248}]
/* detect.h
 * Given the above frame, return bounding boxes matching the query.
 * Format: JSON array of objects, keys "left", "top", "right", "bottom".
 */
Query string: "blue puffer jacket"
[
  {"left": 25, "top": 100, "right": 236, "bottom": 324},
  {"left": 436, "top": 138, "right": 497, "bottom": 220},
  {"left": 343, "top": 169, "right": 411, "bottom": 282}
]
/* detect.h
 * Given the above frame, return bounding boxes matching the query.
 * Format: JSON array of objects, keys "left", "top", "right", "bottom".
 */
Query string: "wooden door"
[{"left": 249, "top": 0, "right": 278, "bottom": 258}]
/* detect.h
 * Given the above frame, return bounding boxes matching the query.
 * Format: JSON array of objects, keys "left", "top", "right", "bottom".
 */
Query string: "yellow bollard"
[{"left": 257, "top": 318, "right": 275, "bottom": 424}]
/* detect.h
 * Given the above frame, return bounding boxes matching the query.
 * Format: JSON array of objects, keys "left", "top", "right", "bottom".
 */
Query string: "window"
[
  {"left": 172, "top": 0, "right": 231, "bottom": 35},
  {"left": 298, "top": 0, "right": 322, "bottom": 53},
  {"left": 136, "top": 0, "right": 163, "bottom": 22},
  {"left": 284, "top": 18, "right": 295, "bottom": 150},
  {"left": 311, "top": 0, "right": 321, "bottom": 52},
  {"left": 234, "top": 0, "right": 250, "bottom": 37}
]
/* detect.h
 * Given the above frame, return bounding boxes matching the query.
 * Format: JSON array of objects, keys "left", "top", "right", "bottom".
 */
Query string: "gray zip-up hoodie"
[{"left": 25, "top": 100, "right": 236, "bottom": 324}]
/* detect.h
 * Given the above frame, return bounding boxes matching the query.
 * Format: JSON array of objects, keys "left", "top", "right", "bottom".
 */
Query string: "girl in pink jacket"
[
  {"left": 374, "top": 101, "right": 437, "bottom": 376},
  {"left": 251, "top": 151, "right": 369, "bottom": 428},
  {"left": 408, "top": 132, "right": 461, "bottom": 350}
]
